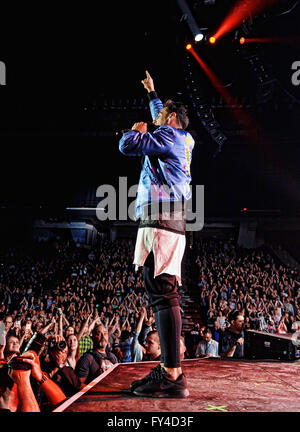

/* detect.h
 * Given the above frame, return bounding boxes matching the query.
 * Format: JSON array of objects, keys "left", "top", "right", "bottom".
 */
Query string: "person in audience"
[
  {"left": 41, "top": 335, "right": 82, "bottom": 397},
  {"left": 76, "top": 324, "right": 118, "bottom": 385},
  {"left": 212, "top": 320, "right": 222, "bottom": 344},
  {"left": 4, "top": 316, "right": 16, "bottom": 339},
  {"left": 119, "top": 329, "right": 134, "bottom": 363},
  {"left": 3, "top": 336, "right": 20, "bottom": 361},
  {"left": 195, "top": 328, "right": 219, "bottom": 358},
  {"left": 66, "top": 334, "right": 80, "bottom": 369},
  {"left": 7, "top": 358, "right": 40, "bottom": 412},
  {"left": 276, "top": 315, "right": 288, "bottom": 334},
  {"left": 220, "top": 310, "right": 244, "bottom": 358},
  {"left": 131, "top": 307, "right": 155, "bottom": 362}
]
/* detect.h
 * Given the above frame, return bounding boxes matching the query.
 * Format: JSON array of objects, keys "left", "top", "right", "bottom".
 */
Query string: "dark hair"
[
  {"left": 92, "top": 324, "right": 106, "bottom": 336},
  {"left": 146, "top": 330, "right": 159, "bottom": 341},
  {"left": 228, "top": 310, "right": 243, "bottom": 323},
  {"left": 203, "top": 328, "right": 212, "bottom": 336},
  {"left": 164, "top": 99, "right": 189, "bottom": 130},
  {"left": 120, "top": 330, "right": 131, "bottom": 342}
]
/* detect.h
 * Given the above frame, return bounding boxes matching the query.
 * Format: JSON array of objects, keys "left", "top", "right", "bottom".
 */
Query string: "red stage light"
[
  {"left": 209, "top": 37, "right": 216, "bottom": 44},
  {"left": 243, "top": 208, "right": 247, "bottom": 211},
  {"left": 186, "top": 43, "right": 192, "bottom": 50},
  {"left": 238, "top": 37, "right": 300, "bottom": 44},
  {"left": 240, "top": 37, "right": 245, "bottom": 44},
  {"left": 212, "top": 0, "right": 279, "bottom": 42}
]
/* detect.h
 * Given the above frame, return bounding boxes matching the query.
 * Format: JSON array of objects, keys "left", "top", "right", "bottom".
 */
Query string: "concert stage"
[{"left": 53, "top": 358, "right": 300, "bottom": 413}]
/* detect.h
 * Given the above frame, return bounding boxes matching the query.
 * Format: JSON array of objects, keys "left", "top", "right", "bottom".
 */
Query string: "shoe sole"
[
  {"left": 133, "top": 389, "right": 190, "bottom": 398},
  {"left": 121, "top": 388, "right": 134, "bottom": 394}
]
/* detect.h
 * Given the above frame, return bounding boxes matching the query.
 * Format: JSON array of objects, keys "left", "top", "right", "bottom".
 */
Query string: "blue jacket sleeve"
[
  {"left": 119, "top": 126, "right": 174, "bottom": 157},
  {"left": 150, "top": 98, "right": 164, "bottom": 121}
]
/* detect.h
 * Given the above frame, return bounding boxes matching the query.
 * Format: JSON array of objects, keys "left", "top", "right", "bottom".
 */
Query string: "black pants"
[{"left": 143, "top": 252, "right": 181, "bottom": 368}]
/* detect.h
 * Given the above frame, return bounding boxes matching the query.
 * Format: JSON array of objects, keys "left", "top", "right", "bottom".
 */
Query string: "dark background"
[{"left": 0, "top": 0, "right": 299, "bottom": 226}]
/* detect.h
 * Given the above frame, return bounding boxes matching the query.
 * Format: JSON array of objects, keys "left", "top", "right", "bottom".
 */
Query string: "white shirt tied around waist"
[{"left": 133, "top": 227, "right": 186, "bottom": 286}]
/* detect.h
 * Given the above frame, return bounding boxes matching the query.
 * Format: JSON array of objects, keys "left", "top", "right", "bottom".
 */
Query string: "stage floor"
[{"left": 53, "top": 358, "right": 300, "bottom": 412}]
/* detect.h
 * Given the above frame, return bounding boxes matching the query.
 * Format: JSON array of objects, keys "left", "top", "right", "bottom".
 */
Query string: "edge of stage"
[{"left": 53, "top": 357, "right": 300, "bottom": 413}]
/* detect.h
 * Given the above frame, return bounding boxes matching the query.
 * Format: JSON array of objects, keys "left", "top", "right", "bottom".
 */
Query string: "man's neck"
[{"left": 96, "top": 348, "right": 106, "bottom": 355}]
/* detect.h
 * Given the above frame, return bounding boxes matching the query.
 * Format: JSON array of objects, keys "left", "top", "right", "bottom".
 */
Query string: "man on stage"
[{"left": 119, "top": 71, "right": 195, "bottom": 398}]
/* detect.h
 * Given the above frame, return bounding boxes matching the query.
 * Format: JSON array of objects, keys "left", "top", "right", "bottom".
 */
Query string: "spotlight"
[
  {"left": 240, "top": 37, "right": 245, "bottom": 44},
  {"left": 177, "top": 0, "right": 204, "bottom": 46},
  {"left": 186, "top": 43, "right": 192, "bottom": 50},
  {"left": 209, "top": 37, "right": 216, "bottom": 44},
  {"left": 195, "top": 33, "right": 204, "bottom": 42}
]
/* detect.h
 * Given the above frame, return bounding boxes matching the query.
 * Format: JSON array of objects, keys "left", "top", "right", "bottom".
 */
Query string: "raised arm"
[
  {"left": 141, "top": 70, "right": 163, "bottom": 120},
  {"left": 119, "top": 70, "right": 173, "bottom": 157},
  {"left": 131, "top": 308, "right": 147, "bottom": 361},
  {"left": 77, "top": 313, "right": 92, "bottom": 341},
  {"left": 40, "top": 316, "right": 56, "bottom": 335},
  {"left": 141, "top": 70, "right": 155, "bottom": 93},
  {"left": 136, "top": 307, "right": 146, "bottom": 334},
  {"left": 62, "top": 313, "right": 70, "bottom": 327},
  {"left": 58, "top": 309, "right": 63, "bottom": 337}
]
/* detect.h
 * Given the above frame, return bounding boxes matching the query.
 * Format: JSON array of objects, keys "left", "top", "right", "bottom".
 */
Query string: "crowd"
[
  {"left": 0, "top": 236, "right": 299, "bottom": 411},
  {"left": 0, "top": 237, "right": 185, "bottom": 411},
  {"left": 184, "top": 239, "right": 300, "bottom": 359}
]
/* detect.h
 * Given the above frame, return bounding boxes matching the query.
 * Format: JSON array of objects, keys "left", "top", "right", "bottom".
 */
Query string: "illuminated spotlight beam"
[
  {"left": 183, "top": 50, "right": 227, "bottom": 156},
  {"left": 240, "top": 36, "right": 300, "bottom": 44},
  {"left": 186, "top": 45, "right": 270, "bottom": 148},
  {"left": 186, "top": 45, "right": 234, "bottom": 106},
  {"left": 213, "top": 0, "right": 281, "bottom": 42},
  {"left": 186, "top": 45, "right": 300, "bottom": 201},
  {"left": 176, "top": 0, "right": 204, "bottom": 42}
]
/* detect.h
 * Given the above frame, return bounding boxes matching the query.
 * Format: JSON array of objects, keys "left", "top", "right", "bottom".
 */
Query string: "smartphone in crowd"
[{"left": 15, "top": 320, "right": 21, "bottom": 328}]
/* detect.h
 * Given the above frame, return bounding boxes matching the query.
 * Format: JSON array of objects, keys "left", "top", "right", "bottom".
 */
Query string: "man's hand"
[
  {"left": 132, "top": 122, "right": 148, "bottom": 133},
  {"left": 24, "top": 329, "right": 33, "bottom": 339},
  {"left": 141, "top": 70, "right": 155, "bottom": 93},
  {"left": 47, "top": 334, "right": 65, "bottom": 344},
  {"left": 51, "top": 346, "right": 68, "bottom": 368},
  {"left": 8, "top": 364, "right": 31, "bottom": 385},
  {"left": 18, "top": 351, "right": 43, "bottom": 382},
  {"left": 145, "top": 311, "right": 155, "bottom": 327}
]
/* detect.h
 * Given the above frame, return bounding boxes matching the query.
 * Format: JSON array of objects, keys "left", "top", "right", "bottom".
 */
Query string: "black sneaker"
[
  {"left": 121, "top": 364, "right": 163, "bottom": 394},
  {"left": 133, "top": 373, "right": 189, "bottom": 398}
]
